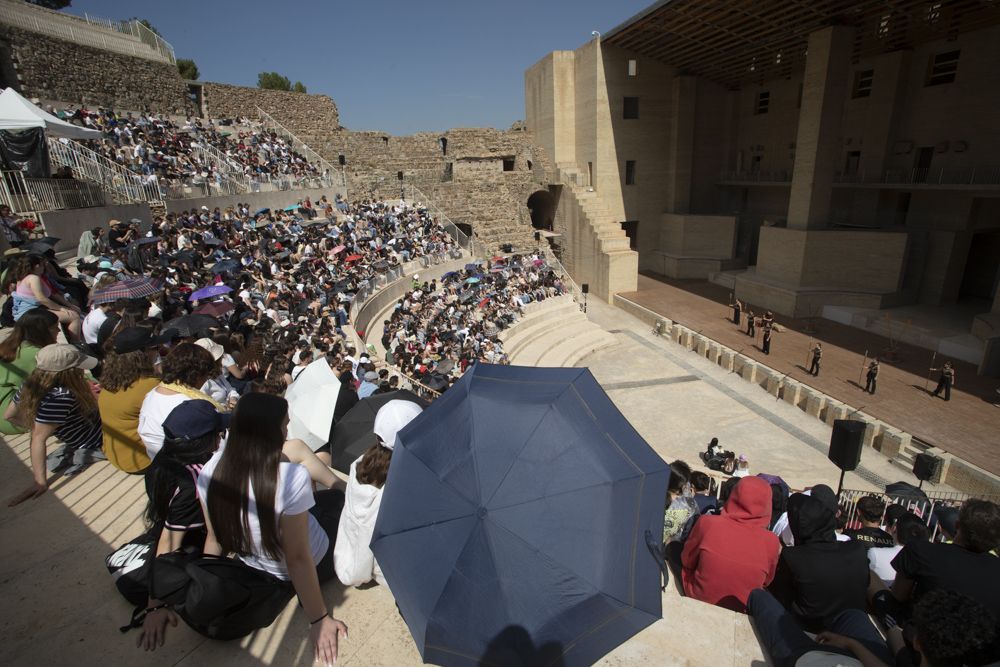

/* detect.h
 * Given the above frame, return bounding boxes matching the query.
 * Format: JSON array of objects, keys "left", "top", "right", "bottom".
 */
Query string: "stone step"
[
  {"left": 522, "top": 293, "right": 574, "bottom": 316},
  {"left": 504, "top": 306, "right": 588, "bottom": 359},
  {"left": 499, "top": 298, "right": 579, "bottom": 346},
  {"left": 543, "top": 328, "right": 618, "bottom": 367},
  {"left": 512, "top": 321, "right": 612, "bottom": 367}
]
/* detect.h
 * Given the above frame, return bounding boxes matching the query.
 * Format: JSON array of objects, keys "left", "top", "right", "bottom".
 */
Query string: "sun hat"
[
  {"left": 35, "top": 344, "right": 99, "bottom": 372},
  {"left": 193, "top": 337, "right": 225, "bottom": 361},
  {"left": 373, "top": 400, "right": 423, "bottom": 451}
]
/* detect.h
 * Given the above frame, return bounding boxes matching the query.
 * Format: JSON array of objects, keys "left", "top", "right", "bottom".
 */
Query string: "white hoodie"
[{"left": 334, "top": 456, "right": 385, "bottom": 587}]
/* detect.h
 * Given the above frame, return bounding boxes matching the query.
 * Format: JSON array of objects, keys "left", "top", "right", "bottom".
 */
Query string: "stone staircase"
[{"left": 501, "top": 295, "right": 618, "bottom": 367}]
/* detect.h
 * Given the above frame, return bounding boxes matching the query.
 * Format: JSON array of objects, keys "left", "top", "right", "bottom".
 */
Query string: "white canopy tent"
[{"left": 0, "top": 88, "right": 101, "bottom": 140}]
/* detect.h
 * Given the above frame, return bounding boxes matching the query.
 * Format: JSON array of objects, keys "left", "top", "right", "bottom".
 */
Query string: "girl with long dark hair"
[
  {"left": 196, "top": 393, "right": 347, "bottom": 664},
  {"left": 0, "top": 307, "right": 58, "bottom": 434}
]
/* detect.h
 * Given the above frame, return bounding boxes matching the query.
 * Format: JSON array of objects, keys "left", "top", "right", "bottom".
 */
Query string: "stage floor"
[{"left": 619, "top": 273, "right": 1000, "bottom": 477}]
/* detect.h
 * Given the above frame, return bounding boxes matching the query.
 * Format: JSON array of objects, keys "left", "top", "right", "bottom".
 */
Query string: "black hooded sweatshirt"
[{"left": 768, "top": 490, "right": 870, "bottom": 632}]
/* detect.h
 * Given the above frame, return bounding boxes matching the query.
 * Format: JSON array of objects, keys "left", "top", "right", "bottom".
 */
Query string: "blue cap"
[{"left": 162, "top": 399, "right": 229, "bottom": 440}]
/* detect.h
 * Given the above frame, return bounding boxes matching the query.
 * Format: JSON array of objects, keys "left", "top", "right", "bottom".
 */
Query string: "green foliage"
[
  {"left": 257, "top": 72, "right": 292, "bottom": 91},
  {"left": 292, "top": 81, "right": 307, "bottom": 94},
  {"left": 26, "top": 0, "right": 72, "bottom": 8},
  {"left": 177, "top": 58, "right": 199, "bottom": 81}
]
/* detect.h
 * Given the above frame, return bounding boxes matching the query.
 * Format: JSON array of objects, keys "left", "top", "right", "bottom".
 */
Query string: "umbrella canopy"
[
  {"left": 90, "top": 276, "right": 163, "bottom": 304},
  {"left": 211, "top": 258, "right": 241, "bottom": 275},
  {"left": 371, "top": 364, "right": 669, "bottom": 667},
  {"left": 285, "top": 357, "right": 341, "bottom": 451},
  {"left": 194, "top": 301, "right": 235, "bottom": 318},
  {"left": 328, "top": 390, "right": 430, "bottom": 473},
  {"left": 189, "top": 284, "right": 233, "bottom": 301},
  {"left": 203, "top": 237, "right": 224, "bottom": 247},
  {"left": 253, "top": 207, "right": 270, "bottom": 216},
  {"left": 345, "top": 253, "right": 363, "bottom": 262},
  {"left": 464, "top": 277, "right": 480, "bottom": 284},
  {"left": 331, "top": 245, "right": 346, "bottom": 254},
  {"left": 283, "top": 204, "right": 301, "bottom": 212},
  {"left": 162, "top": 314, "right": 220, "bottom": 338}
]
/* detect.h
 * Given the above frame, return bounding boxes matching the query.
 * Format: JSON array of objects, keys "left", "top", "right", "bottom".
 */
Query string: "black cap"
[
  {"left": 162, "top": 400, "right": 229, "bottom": 440},
  {"left": 113, "top": 327, "right": 175, "bottom": 354}
]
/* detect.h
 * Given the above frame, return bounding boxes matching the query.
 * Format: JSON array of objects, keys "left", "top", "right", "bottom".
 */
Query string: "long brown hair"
[
  {"left": 356, "top": 442, "right": 392, "bottom": 488},
  {"left": 207, "top": 393, "right": 286, "bottom": 560},
  {"left": 17, "top": 367, "right": 98, "bottom": 424},
  {"left": 99, "top": 349, "right": 157, "bottom": 392},
  {"left": 0, "top": 307, "right": 58, "bottom": 361}
]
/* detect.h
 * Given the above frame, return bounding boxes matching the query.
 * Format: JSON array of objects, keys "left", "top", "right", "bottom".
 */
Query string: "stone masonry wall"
[
  {"left": 0, "top": 26, "right": 191, "bottom": 113},
  {"left": 201, "top": 82, "right": 340, "bottom": 133}
]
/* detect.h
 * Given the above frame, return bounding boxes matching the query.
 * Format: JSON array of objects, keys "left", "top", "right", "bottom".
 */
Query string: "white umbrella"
[{"left": 285, "top": 357, "right": 341, "bottom": 450}]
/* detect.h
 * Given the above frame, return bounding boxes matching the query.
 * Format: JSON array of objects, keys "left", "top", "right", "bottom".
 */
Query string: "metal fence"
[
  {"left": 834, "top": 166, "right": 1000, "bottom": 186},
  {"left": 0, "top": 170, "right": 107, "bottom": 213},
  {"left": 47, "top": 137, "right": 161, "bottom": 204},
  {"left": 837, "top": 487, "right": 1000, "bottom": 541}
]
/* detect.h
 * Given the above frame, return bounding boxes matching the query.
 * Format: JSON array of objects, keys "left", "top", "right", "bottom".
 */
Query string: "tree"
[
  {"left": 177, "top": 59, "right": 199, "bottom": 81},
  {"left": 257, "top": 72, "right": 292, "bottom": 91},
  {"left": 26, "top": 1, "right": 72, "bottom": 8},
  {"left": 292, "top": 81, "right": 307, "bottom": 94}
]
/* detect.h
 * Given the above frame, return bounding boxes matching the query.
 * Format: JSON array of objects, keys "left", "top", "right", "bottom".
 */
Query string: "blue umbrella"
[
  {"left": 464, "top": 277, "right": 480, "bottom": 284},
  {"left": 253, "top": 207, "right": 270, "bottom": 216},
  {"left": 371, "top": 364, "right": 669, "bottom": 667},
  {"left": 189, "top": 284, "right": 233, "bottom": 301},
  {"left": 283, "top": 204, "right": 301, "bottom": 212},
  {"left": 464, "top": 263, "right": 479, "bottom": 271}
]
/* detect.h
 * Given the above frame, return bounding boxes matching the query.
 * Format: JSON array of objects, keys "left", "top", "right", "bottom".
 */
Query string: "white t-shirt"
[
  {"left": 867, "top": 545, "right": 902, "bottom": 585},
  {"left": 82, "top": 308, "right": 108, "bottom": 345},
  {"left": 197, "top": 449, "right": 328, "bottom": 580},
  {"left": 137, "top": 389, "right": 191, "bottom": 460}
]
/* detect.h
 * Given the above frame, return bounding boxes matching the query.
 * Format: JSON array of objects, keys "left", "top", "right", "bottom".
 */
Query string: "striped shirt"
[{"left": 16, "top": 386, "right": 102, "bottom": 451}]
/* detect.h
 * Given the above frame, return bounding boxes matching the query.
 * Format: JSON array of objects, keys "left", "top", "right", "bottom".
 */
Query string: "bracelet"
[
  {"left": 309, "top": 612, "right": 328, "bottom": 626},
  {"left": 145, "top": 603, "right": 169, "bottom": 614}
]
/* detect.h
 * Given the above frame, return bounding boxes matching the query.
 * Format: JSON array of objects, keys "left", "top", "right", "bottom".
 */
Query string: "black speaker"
[
  {"left": 397, "top": 170, "right": 404, "bottom": 181},
  {"left": 338, "top": 154, "right": 346, "bottom": 166},
  {"left": 828, "top": 419, "right": 865, "bottom": 472},
  {"left": 913, "top": 453, "right": 942, "bottom": 482},
  {"left": 501, "top": 243, "right": 513, "bottom": 253},
  {"left": 581, "top": 283, "right": 589, "bottom": 294}
]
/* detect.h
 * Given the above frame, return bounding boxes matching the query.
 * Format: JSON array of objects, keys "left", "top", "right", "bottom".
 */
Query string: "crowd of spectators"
[
  {"left": 50, "top": 106, "right": 330, "bottom": 195},
  {"left": 660, "top": 451, "right": 1000, "bottom": 666}
]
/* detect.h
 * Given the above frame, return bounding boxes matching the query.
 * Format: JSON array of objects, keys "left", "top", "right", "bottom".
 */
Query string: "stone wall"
[
  {"left": 201, "top": 82, "right": 340, "bottom": 132},
  {"left": 0, "top": 25, "right": 191, "bottom": 113}
]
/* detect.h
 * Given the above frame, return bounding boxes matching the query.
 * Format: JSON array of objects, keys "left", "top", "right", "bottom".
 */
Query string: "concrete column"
[
  {"left": 666, "top": 75, "right": 697, "bottom": 214},
  {"left": 823, "top": 402, "right": 849, "bottom": 425},
  {"left": 787, "top": 26, "right": 855, "bottom": 230},
  {"left": 782, "top": 381, "right": 803, "bottom": 408},
  {"left": 719, "top": 349, "right": 735, "bottom": 371},
  {"left": 740, "top": 359, "right": 759, "bottom": 383},
  {"left": 803, "top": 389, "right": 827, "bottom": 418},
  {"left": 695, "top": 335, "right": 709, "bottom": 357}
]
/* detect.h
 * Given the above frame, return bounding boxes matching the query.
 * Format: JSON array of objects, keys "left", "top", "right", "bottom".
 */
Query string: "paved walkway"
[{"left": 620, "top": 274, "right": 1000, "bottom": 477}]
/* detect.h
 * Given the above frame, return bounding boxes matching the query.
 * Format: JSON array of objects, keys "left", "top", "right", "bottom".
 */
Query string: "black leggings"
[{"left": 309, "top": 489, "right": 345, "bottom": 583}]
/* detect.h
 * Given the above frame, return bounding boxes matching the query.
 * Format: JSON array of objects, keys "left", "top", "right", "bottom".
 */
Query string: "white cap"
[
  {"left": 373, "top": 400, "right": 423, "bottom": 451},
  {"left": 194, "top": 337, "right": 224, "bottom": 360}
]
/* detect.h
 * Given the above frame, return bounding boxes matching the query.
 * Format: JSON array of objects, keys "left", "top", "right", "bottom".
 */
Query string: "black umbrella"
[
  {"left": 211, "top": 258, "right": 241, "bottom": 275},
  {"left": 422, "top": 373, "right": 449, "bottom": 392},
  {"left": 162, "top": 313, "right": 220, "bottom": 338},
  {"left": 329, "top": 390, "right": 430, "bottom": 473},
  {"left": 203, "top": 237, "right": 224, "bottom": 247},
  {"left": 173, "top": 250, "right": 197, "bottom": 266}
]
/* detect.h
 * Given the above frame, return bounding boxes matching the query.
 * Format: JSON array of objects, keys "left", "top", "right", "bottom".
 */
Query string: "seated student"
[
  {"left": 197, "top": 393, "right": 348, "bottom": 665},
  {"left": 690, "top": 471, "right": 718, "bottom": 515},
  {"left": 98, "top": 328, "right": 165, "bottom": 474},
  {"left": 890, "top": 498, "right": 1000, "bottom": 618},
  {"left": 6, "top": 344, "right": 103, "bottom": 506},
  {"left": 662, "top": 459, "right": 698, "bottom": 544},
  {"left": 136, "top": 400, "right": 227, "bottom": 651},
  {"left": 0, "top": 307, "right": 59, "bottom": 435},
  {"left": 867, "top": 512, "right": 928, "bottom": 587},
  {"left": 768, "top": 487, "right": 871, "bottom": 633},
  {"left": 335, "top": 400, "right": 423, "bottom": 587},
  {"left": 844, "top": 495, "right": 894, "bottom": 548},
  {"left": 681, "top": 476, "right": 780, "bottom": 612}
]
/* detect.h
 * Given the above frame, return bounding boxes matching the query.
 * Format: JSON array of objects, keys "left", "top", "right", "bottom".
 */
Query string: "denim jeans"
[{"left": 747, "top": 589, "right": 892, "bottom": 667}]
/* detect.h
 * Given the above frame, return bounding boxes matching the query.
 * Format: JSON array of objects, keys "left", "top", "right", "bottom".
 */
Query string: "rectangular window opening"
[
  {"left": 627, "top": 59, "right": 637, "bottom": 77},
  {"left": 755, "top": 90, "right": 770, "bottom": 115},
  {"left": 502, "top": 157, "right": 515, "bottom": 172},
  {"left": 623, "top": 96, "right": 639, "bottom": 119},
  {"left": 852, "top": 69, "right": 874, "bottom": 98},
  {"left": 926, "top": 50, "right": 960, "bottom": 86},
  {"left": 625, "top": 160, "right": 636, "bottom": 185},
  {"left": 622, "top": 220, "right": 639, "bottom": 250}
]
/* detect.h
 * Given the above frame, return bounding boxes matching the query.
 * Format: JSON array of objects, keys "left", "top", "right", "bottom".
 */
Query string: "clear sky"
[{"left": 63, "top": 0, "right": 652, "bottom": 135}]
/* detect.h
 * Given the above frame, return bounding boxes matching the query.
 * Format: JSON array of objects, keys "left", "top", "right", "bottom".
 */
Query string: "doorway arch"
[{"left": 526, "top": 189, "right": 556, "bottom": 230}]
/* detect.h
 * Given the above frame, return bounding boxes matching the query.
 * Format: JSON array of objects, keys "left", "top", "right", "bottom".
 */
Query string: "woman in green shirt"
[{"left": 0, "top": 307, "right": 59, "bottom": 435}]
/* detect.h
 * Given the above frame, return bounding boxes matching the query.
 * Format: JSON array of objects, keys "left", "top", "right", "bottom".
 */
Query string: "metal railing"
[
  {"left": 834, "top": 166, "right": 1000, "bottom": 186},
  {"left": 837, "top": 487, "right": 1000, "bottom": 542},
  {"left": 47, "top": 136, "right": 161, "bottom": 204},
  {"left": 190, "top": 141, "right": 251, "bottom": 195},
  {"left": 0, "top": 170, "right": 107, "bottom": 213},
  {"left": 255, "top": 107, "right": 339, "bottom": 183},
  {"left": 0, "top": 0, "right": 175, "bottom": 64},
  {"left": 405, "top": 182, "right": 485, "bottom": 258},
  {"left": 719, "top": 170, "right": 792, "bottom": 183}
]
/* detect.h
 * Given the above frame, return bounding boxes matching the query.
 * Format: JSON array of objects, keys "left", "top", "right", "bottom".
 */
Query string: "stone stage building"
[{"left": 526, "top": 0, "right": 1000, "bottom": 376}]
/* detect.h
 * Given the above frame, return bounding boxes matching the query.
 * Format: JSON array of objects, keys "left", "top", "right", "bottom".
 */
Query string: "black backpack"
[{"left": 149, "top": 551, "right": 294, "bottom": 640}]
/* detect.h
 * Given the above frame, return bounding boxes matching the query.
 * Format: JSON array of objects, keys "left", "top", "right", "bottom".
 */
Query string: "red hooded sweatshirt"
[{"left": 681, "top": 476, "right": 780, "bottom": 612}]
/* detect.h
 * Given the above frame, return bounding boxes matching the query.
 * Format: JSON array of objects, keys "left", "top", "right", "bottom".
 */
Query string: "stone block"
[
  {"left": 764, "top": 372, "right": 782, "bottom": 397},
  {"left": 781, "top": 381, "right": 803, "bottom": 407},
  {"left": 718, "top": 349, "right": 735, "bottom": 371},
  {"left": 823, "top": 402, "right": 848, "bottom": 425},
  {"left": 695, "top": 335, "right": 709, "bottom": 357},
  {"left": 802, "top": 389, "right": 827, "bottom": 418},
  {"left": 706, "top": 342, "right": 722, "bottom": 364},
  {"left": 671, "top": 325, "right": 685, "bottom": 345},
  {"left": 739, "top": 359, "right": 759, "bottom": 383},
  {"left": 875, "top": 429, "right": 908, "bottom": 458}
]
